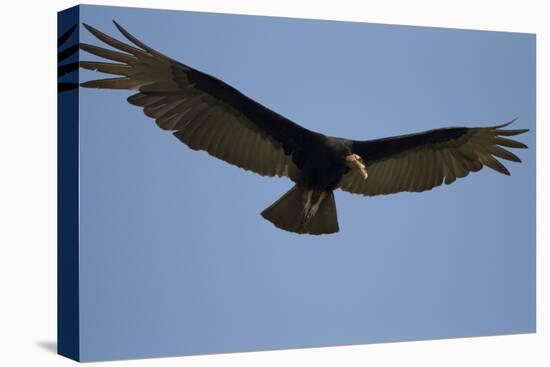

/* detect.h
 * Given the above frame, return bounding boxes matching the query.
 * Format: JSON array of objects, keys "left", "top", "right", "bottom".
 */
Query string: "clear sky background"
[{"left": 77, "top": 5, "right": 535, "bottom": 362}]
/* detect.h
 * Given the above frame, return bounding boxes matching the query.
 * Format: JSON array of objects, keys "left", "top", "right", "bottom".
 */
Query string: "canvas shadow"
[{"left": 36, "top": 340, "right": 57, "bottom": 354}]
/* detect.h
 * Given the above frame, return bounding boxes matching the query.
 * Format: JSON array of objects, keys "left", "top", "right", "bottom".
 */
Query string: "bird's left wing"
[
  {"left": 338, "top": 120, "right": 528, "bottom": 196},
  {"left": 80, "top": 22, "right": 320, "bottom": 181}
]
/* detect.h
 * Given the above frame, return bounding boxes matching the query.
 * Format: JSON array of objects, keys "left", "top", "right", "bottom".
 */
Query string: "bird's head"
[{"left": 345, "top": 154, "right": 368, "bottom": 180}]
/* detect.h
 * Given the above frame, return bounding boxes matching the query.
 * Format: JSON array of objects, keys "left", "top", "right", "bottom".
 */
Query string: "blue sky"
[{"left": 77, "top": 5, "right": 535, "bottom": 361}]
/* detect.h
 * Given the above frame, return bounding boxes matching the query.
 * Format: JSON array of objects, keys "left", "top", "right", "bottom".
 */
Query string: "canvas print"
[{"left": 58, "top": 4, "right": 536, "bottom": 362}]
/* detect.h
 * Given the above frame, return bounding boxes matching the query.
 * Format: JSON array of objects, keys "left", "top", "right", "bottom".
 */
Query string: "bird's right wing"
[
  {"left": 339, "top": 120, "right": 528, "bottom": 196},
  {"left": 80, "top": 22, "right": 321, "bottom": 181}
]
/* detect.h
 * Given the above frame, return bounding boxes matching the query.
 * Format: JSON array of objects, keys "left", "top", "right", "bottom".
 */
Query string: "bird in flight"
[{"left": 79, "top": 21, "right": 529, "bottom": 235}]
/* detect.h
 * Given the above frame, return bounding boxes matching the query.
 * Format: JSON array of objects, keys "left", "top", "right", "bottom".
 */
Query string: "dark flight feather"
[{"left": 58, "top": 24, "right": 78, "bottom": 92}]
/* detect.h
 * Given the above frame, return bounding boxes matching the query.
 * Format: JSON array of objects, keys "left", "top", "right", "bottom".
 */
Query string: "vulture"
[{"left": 79, "top": 22, "right": 529, "bottom": 235}]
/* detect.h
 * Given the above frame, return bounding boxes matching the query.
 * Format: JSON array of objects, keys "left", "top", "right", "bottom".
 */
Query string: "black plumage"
[
  {"left": 79, "top": 22, "right": 529, "bottom": 235},
  {"left": 58, "top": 24, "right": 79, "bottom": 92}
]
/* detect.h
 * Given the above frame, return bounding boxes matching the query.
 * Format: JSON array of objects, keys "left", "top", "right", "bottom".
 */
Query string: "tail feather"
[{"left": 261, "top": 186, "right": 339, "bottom": 235}]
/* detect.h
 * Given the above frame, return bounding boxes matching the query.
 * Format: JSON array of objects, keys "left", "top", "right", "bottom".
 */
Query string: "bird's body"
[
  {"left": 298, "top": 136, "right": 351, "bottom": 191},
  {"left": 79, "top": 22, "right": 529, "bottom": 235},
  {"left": 260, "top": 136, "right": 354, "bottom": 234}
]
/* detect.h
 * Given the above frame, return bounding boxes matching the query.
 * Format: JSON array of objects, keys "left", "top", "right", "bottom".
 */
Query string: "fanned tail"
[{"left": 261, "top": 185, "right": 339, "bottom": 235}]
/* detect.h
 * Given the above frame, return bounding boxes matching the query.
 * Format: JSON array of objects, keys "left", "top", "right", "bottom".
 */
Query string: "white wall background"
[{"left": 0, "top": 0, "right": 546, "bottom": 366}]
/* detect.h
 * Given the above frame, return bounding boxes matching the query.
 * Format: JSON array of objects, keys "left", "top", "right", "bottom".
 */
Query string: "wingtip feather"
[
  {"left": 492, "top": 117, "right": 519, "bottom": 129},
  {"left": 82, "top": 23, "right": 95, "bottom": 33},
  {"left": 112, "top": 19, "right": 124, "bottom": 33},
  {"left": 111, "top": 19, "right": 156, "bottom": 53}
]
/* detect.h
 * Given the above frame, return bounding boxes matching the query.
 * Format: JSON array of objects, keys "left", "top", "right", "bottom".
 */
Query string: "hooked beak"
[{"left": 346, "top": 154, "right": 368, "bottom": 180}]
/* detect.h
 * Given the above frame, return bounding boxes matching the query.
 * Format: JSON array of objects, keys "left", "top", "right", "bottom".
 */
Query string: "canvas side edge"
[{"left": 57, "top": 5, "right": 80, "bottom": 362}]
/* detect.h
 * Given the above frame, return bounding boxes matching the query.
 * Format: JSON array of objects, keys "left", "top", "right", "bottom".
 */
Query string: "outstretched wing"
[
  {"left": 80, "top": 21, "right": 321, "bottom": 180},
  {"left": 338, "top": 120, "right": 528, "bottom": 196}
]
